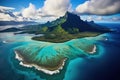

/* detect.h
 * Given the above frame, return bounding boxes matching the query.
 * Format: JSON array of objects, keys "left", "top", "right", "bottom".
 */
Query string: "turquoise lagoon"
[{"left": 0, "top": 31, "right": 119, "bottom": 80}]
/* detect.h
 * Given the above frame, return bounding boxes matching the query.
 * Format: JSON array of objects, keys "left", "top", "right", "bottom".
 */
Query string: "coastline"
[{"left": 15, "top": 51, "right": 67, "bottom": 75}]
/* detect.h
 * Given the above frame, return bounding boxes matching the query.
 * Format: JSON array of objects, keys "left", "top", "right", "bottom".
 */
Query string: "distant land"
[
  {"left": 0, "top": 21, "right": 37, "bottom": 26},
  {"left": 0, "top": 27, "right": 21, "bottom": 32}
]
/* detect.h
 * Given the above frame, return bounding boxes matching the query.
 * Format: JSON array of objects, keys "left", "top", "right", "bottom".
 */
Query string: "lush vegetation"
[
  {"left": 21, "top": 12, "right": 110, "bottom": 43},
  {"left": 32, "top": 25, "right": 100, "bottom": 43},
  {"left": 32, "top": 32, "right": 100, "bottom": 43}
]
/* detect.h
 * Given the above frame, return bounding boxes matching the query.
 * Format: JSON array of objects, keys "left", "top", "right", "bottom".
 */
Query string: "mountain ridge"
[{"left": 39, "top": 12, "right": 111, "bottom": 33}]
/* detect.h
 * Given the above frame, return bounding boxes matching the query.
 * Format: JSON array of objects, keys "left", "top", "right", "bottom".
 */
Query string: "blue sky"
[
  {"left": 0, "top": 0, "right": 44, "bottom": 11},
  {"left": 0, "top": 0, "right": 120, "bottom": 22}
]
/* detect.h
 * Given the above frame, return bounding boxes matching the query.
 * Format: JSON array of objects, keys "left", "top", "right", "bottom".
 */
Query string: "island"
[
  {"left": 0, "top": 27, "right": 21, "bottom": 32},
  {"left": 13, "top": 12, "right": 111, "bottom": 76},
  {"left": 22, "top": 12, "right": 110, "bottom": 42}
]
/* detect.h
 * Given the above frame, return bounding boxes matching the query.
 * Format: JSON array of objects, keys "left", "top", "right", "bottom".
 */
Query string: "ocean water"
[{"left": 0, "top": 23, "right": 120, "bottom": 80}]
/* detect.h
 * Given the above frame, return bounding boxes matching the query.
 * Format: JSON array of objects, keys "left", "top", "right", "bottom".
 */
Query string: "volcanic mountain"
[{"left": 39, "top": 12, "right": 111, "bottom": 33}]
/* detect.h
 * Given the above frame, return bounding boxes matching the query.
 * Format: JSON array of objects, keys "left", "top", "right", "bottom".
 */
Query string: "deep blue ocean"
[{"left": 0, "top": 23, "right": 120, "bottom": 80}]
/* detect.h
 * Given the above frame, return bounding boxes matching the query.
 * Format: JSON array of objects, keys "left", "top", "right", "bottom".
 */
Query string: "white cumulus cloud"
[
  {"left": 76, "top": 0, "right": 120, "bottom": 15},
  {"left": 0, "top": 0, "right": 71, "bottom": 22},
  {"left": 0, "top": 6, "right": 15, "bottom": 12},
  {"left": 0, "top": 13, "right": 15, "bottom": 21},
  {"left": 41, "top": 0, "right": 71, "bottom": 17},
  {"left": 1, "top": 0, "right": 119, "bottom": 22},
  {"left": 22, "top": 3, "right": 37, "bottom": 18},
  {"left": 0, "top": 6, "right": 15, "bottom": 21}
]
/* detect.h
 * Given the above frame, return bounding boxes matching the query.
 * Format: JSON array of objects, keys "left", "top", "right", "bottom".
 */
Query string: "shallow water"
[{"left": 0, "top": 23, "right": 120, "bottom": 80}]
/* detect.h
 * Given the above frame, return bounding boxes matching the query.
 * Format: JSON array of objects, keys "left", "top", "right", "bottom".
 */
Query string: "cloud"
[
  {"left": 104, "top": 17, "right": 120, "bottom": 22},
  {"left": 0, "top": 6, "right": 16, "bottom": 21},
  {"left": 0, "top": 4, "right": 39, "bottom": 22},
  {"left": 111, "top": 17, "right": 120, "bottom": 21},
  {"left": 76, "top": 0, "right": 120, "bottom": 15},
  {"left": 0, "top": 13, "right": 15, "bottom": 21},
  {"left": 81, "top": 15, "right": 120, "bottom": 22},
  {"left": 20, "top": 0, "right": 71, "bottom": 22},
  {"left": 1, "top": 0, "right": 119, "bottom": 22},
  {"left": 41, "top": 0, "right": 71, "bottom": 17},
  {"left": 0, "top": 0, "right": 71, "bottom": 22},
  {"left": 0, "top": 6, "right": 15, "bottom": 12},
  {"left": 22, "top": 3, "right": 37, "bottom": 18},
  {"left": 21, "top": 0, "right": 71, "bottom": 22}
]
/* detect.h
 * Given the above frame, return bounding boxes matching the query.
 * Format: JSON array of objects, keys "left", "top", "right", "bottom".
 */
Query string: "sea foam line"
[{"left": 89, "top": 45, "right": 97, "bottom": 54}]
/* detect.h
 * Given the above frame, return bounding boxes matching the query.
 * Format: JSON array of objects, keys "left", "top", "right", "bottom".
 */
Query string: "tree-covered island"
[{"left": 18, "top": 12, "right": 111, "bottom": 42}]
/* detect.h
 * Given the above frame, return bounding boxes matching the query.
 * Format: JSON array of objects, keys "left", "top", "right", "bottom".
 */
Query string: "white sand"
[{"left": 89, "top": 45, "right": 97, "bottom": 54}]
